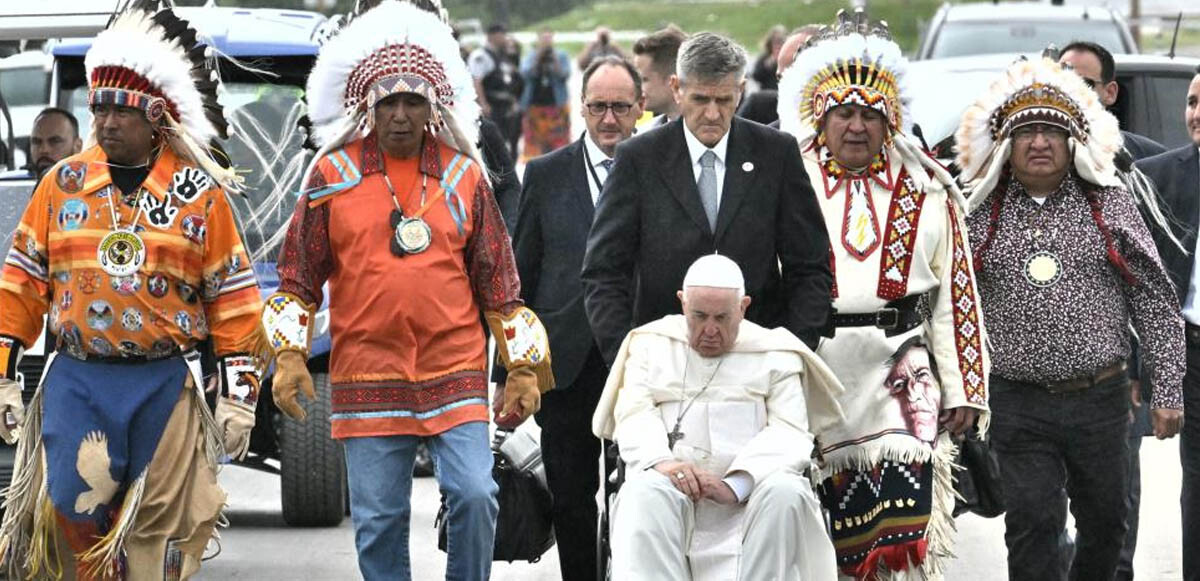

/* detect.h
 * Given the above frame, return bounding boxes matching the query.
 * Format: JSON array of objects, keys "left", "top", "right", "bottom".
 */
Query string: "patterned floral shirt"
[{"left": 967, "top": 175, "right": 1184, "bottom": 409}]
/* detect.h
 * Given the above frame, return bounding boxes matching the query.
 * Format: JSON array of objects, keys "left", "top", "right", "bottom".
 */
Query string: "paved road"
[{"left": 197, "top": 426, "right": 1183, "bottom": 581}]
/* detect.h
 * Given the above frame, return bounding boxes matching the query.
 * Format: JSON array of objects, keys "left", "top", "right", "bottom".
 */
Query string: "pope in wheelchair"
[{"left": 592, "top": 254, "right": 845, "bottom": 580}]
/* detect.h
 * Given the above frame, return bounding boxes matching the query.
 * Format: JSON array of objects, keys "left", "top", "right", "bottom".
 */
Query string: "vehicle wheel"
[
  {"left": 413, "top": 441, "right": 435, "bottom": 477},
  {"left": 279, "top": 372, "right": 346, "bottom": 527}
]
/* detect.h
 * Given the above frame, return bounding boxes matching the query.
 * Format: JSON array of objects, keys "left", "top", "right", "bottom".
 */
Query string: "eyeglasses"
[
  {"left": 1011, "top": 124, "right": 1070, "bottom": 142},
  {"left": 1081, "top": 78, "right": 1100, "bottom": 90},
  {"left": 585, "top": 101, "right": 634, "bottom": 117}
]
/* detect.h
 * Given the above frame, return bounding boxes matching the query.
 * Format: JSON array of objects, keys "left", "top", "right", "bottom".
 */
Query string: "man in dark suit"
[
  {"left": 510, "top": 55, "right": 644, "bottom": 581},
  {"left": 582, "top": 32, "right": 831, "bottom": 366},
  {"left": 1136, "top": 65, "right": 1200, "bottom": 581},
  {"left": 1060, "top": 41, "right": 1167, "bottom": 161}
]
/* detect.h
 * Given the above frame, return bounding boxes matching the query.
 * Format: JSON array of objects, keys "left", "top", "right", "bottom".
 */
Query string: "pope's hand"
[
  {"left": 655, "top": 460, "right": 702, "bottom": 501},
  {"left": 0, "top": 378, "right": 23, "bottom": 445},
  {"left": 273, "top": 351, "right": 314, "bottom": 421},
  {"left": 696, "top": 471, "right": 739, "bottom": 505}
]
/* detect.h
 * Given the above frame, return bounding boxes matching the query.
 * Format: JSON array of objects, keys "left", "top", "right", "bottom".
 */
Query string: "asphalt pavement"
[{"left": 196, "top": 427, "right": 1183, "bottom": 581}]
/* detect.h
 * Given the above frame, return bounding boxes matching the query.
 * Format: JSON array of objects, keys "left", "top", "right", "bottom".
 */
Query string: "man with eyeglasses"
[
  {"left": 505, "top": 54, "right": 643, "bottom": 581},
  {"left": 960, "top": 57, "right": 1183, "bottom": 581},
  {"left": 583, "top": 32, "right": 831, "bottom": 366},
  {"left": 1059, "top": 41, "right": 1167, "bottom": 162}
]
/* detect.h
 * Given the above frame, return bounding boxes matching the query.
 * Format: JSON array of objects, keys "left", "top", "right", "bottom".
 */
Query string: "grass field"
[{"left": 527, "top": 0, "right": 962, "bottom": 56}]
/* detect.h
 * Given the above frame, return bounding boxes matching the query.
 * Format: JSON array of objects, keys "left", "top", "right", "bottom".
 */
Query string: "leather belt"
[
  {"left": 829, "top": 293, "right": 928, "bottom": 338},
  {"left": 1041, "top": 361, "right": 1127, "bottom": 394},
  {"left": 57, "top": 347, "right": 182, "bottom": 365},
  {"left": 1186, "top": 323, "right": 1200, "bottom": 349}
]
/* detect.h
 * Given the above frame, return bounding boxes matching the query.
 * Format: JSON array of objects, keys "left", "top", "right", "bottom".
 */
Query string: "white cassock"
[{"left": 592, "top": 315, "right": 846, "bottom": 581}]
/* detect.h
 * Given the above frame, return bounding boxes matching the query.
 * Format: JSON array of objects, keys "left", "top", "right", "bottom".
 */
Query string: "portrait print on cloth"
[{"left": 883, "top": 337, "right": 941, "bottom": 444}]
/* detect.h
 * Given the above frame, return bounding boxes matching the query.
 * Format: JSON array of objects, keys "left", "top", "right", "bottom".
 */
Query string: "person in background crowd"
[
  {"left": 739, "top": 24, "right": 821, "bottom": 128},
  {"left": 582, "top": 31, "right": 831, "bottom": 367},
  {"left": 777, "top": 10, "right": 987, "bottom": 578},
  {"left": 578, "top": 26, "right": 627, "bottom": 72},
  {"left": 469, "top": 23, "right": 523, "bottom": 157},
  {"left": 265, "top": 3, "right": 553, "bottom": 579},
  {"left": 28, "top": 107, "right": 82, "bottom": 181},
  {"left": 519, "top": 29, "right": 572, "bottom": 161},
  {"left": 632, "top": 24, "right": 687, "bottom": 127},
  {"left": 1134, "top": 64, "right": 1200, "bottom": 581},
  {"left": 507, "top": 54, "right": 643, "bottom": 581},
  {"left": 750, "top": 24, "right": 786, "bottom": 92},
  {"left": 960, "top": 56, "right": 1183, "bottom": 581}
]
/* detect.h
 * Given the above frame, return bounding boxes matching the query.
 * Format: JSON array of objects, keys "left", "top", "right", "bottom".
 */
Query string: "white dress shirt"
[
  {"left": 1183, "top": 147, "right": 1200, "bottom": 325},
  {"left": 682, "top": 122, "right": 730, "bottom": 206},
  {"left": 583, "top": 132, "right": 613, "bottom": 206}
]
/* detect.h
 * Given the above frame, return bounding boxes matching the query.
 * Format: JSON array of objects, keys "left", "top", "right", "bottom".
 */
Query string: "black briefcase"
[
  {"left": 436, "top": 429, "right": 555, "bottom": 562},
  {"left": 952, "top": 428, "right": 1005, "bottom": 518}
]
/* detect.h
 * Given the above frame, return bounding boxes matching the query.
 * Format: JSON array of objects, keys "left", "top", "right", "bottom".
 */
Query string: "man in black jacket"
[
  {"left": 1136, "top": 65, "right": 1200, "bottom": 581},
  {"left": 582, "top": 32, "right": 831, "bottom": 365},
  {"left": 511, "top": 55, "right": 644, "bottom": 581}
]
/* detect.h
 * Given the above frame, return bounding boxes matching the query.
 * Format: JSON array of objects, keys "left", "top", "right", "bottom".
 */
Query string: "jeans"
[
  {"left": 344, "top": 421, "right": 498, "bottom": 581},
  {"left": 990, "top": 374, "right": 1130, "bottom": 581},
  {"left": 1184, "top": 342, "right": 1200, "bottom": 581}
]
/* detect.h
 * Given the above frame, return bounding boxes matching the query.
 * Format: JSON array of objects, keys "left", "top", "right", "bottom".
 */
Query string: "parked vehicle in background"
[
  {"left": 0, "top": 50, "right": 52, "bottom": 170},
  {"left": 906, "top": 52, "right": 1200, "bottom": 156},
  {"left": 917, "top": 2, "right": 1137, "bottom": 60},
  {"left": 0, "top": 5, "right": 350, "bottom": 527}
]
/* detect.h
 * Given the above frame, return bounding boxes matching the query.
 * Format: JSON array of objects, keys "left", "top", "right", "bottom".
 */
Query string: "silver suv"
[{"left": 917, "top": 2, "right": 1137, "bottom": 60}]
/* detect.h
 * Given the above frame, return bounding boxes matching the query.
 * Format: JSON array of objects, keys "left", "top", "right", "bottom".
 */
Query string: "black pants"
[
  {"left": 1183, "top": 340, "right": 1200, "bottom": 581},
  {"left": 990, "top": 374, "right": 1130, "bottom": 581},
  {"left": 534, "top": 347, "right": 608, "bottom": 581}
]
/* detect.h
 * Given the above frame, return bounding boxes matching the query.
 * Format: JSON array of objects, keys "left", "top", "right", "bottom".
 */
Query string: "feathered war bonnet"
[
  {"left": 85, "top": 0, "right": 238, "bottom": 190},
  {"left": 777, "top": 8, "right": 962, "bottom": 205},
  {"left": 303, "top": 0, "right": 481, "bottom": 183},
  {"left": 955, "top": 56, "right": 1122, "bottom": 212},
  {"left": 777, "top": 8, "right": 911, "bottom": 151}
]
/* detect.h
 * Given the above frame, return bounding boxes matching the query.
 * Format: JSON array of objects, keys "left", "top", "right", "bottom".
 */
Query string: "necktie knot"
[
  {"left": 700, "top": 149, "right": 717, "bottom": 169},
  {"left": 599, "top": 158, "right": 614, "bottom": 172}
]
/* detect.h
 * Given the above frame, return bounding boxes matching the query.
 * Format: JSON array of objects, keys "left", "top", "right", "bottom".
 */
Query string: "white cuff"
[{"left": 723, "top": 470, "right": 754, "bottom": 503}]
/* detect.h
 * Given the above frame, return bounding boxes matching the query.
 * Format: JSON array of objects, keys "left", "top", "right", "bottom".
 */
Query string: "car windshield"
[
  {"left": 930, "top": 20, "right": 1129, "bottom": 59},
  {"left": 61, "top": 81, "right": 308, "bottom": 262},
  {"left": 0, "top": 67, "right": 48, "bottom": 108}
]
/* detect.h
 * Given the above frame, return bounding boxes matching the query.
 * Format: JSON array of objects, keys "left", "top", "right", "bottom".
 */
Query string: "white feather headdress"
[
  {"left": 955, "top": 57, "right": 1122, "bottom": 212},
  {"left": 85, "top": 1, "right": 238, "bottom": 190},
  {"left": 305, "top": 0, "right": 478, "bottom": 153}
]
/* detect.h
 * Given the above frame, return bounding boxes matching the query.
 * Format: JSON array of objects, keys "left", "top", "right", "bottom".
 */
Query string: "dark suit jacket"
[
  {"left": 1137, "top": 145, "right": 1199, "bottom": 305},
  {"left": 1123, "top": 130, "right": 1167, "bottom": 162},
  {"left": 509, "top": 137, "right": 602, "bottom": 388},
  {"left": 736, "top": 89, "right": 779, "bottom": 127},
  {"left": 582, "top": 117, "right": 832, "bottom": 364},
  {"left": 479, "top": 117, "right": 521, "bottom": 234}
]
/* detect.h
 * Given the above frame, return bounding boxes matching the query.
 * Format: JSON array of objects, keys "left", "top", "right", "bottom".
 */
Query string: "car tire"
[{"left": 279, "top": 372, "right": 346, "bottom": 527}]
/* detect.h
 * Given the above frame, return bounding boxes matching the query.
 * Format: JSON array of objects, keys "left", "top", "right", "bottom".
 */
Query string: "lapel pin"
[{"left": 742, "top": 162, "right": 754, "bottom": 172}]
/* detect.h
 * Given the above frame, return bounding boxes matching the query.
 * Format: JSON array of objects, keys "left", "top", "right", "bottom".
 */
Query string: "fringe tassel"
[
  {"left": 816, "top": 436, "right": 933, "bottom": 481},
  {"left": 0, "top": 388, "right": 53, "bottom": 579},
  {"left": 920, "top": 432, "right": 961, "bottom": 580},
  {"left": 78, "top": 471, "right": 148, "bottom": 580},
  {"left": 192, "top": 384, "right": 226, "bottom": 471},
  {"left": 26, "top": 488, "right": 61, "bottom": 580}
]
